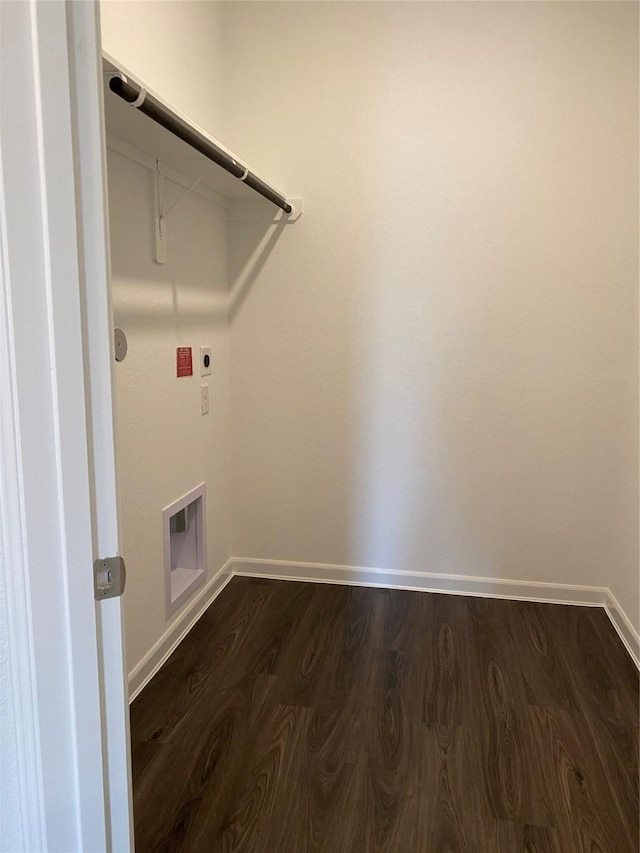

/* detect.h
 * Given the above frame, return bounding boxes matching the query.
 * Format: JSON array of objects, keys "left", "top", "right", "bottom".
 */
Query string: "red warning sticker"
[{"left": 176, "top": 347, "right": 193, "bottom": 377}]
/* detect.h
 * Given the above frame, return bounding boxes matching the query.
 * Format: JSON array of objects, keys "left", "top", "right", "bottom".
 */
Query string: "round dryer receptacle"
[{"left": 114, "top": 328, "right": 128, "bottom": 362}]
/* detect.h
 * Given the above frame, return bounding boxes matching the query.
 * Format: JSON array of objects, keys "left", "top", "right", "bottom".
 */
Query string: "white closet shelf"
[{"left": 102, "top": 54, "right": 296, "bottom": 212}]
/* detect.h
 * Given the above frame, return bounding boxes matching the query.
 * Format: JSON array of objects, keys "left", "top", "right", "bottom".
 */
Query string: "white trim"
[
  {"left": 128, "top": 557, "right": 639, "bottom": 704},
  {"left": 67, "top": 3, "right": 134, "bottom": 848},
  {"left": 232, "top": 558, "right": 639, "bottom": 669},
  {"left": 605, "top": 591, "right": 640, "bottom": 668},
  {"left": 128, "top": 559, "right": 233, "bottom": 702},
  {"left": 232, "top": 558, "right": 609, "bottom": 606},
  {"left": 0, "top": 109, "right": 46, "bottom": 853},
  {"left": 0, "top": 1, "right": 111, "bottom": 847}
]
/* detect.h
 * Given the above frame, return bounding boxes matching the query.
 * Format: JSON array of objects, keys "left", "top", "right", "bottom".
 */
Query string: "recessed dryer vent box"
[{"left": 163, "top": 483, "right": 206, "bottom": 617}]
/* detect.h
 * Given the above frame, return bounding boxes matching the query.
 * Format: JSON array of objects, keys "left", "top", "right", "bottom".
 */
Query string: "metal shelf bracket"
[
  {"left": 153, "top": 159, "right": 167, "bottom": 264},
  {"left": 153, "top": 160, "right": 206, "bottom": 264}
]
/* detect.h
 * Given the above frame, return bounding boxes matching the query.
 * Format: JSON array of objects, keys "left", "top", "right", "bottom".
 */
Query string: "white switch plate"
[
  {"left": 200, "top": 384, "right": 209, "bottom": 415},
  {"left": 200, "top": 346, "right": 212, "bottom": 376}
]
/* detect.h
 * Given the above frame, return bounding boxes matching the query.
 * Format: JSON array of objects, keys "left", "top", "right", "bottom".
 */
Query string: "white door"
[{"left": 0, "top": 1, "right": 132, "bottom": 850}]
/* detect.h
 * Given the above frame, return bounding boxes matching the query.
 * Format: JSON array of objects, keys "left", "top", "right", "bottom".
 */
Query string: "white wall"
[
  {"left": 223, "top": 2, "right": 639, "bottom": 631},
  {"left": 107, "top": 148, "right": 232, "bottom": 674},
  {"left": 100, "top": 0, "right": 224, "bottom": 132},
  {"left": 101, "top": 1, "right": 233, "bottom": 677},
  {"left": 100, "top": 1, "right": 639, "bottom": 645}
]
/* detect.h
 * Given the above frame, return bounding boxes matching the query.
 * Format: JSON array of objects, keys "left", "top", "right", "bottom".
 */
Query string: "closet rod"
[{"left": 107, "top": 75, "right": 293, "bottom": 214}]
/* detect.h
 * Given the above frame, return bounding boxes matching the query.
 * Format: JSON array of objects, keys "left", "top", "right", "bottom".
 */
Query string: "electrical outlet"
[
  {"left": 201, "top": 384, "right": 209, "bottom": 415},
  {"left": 200, "top": 346, "right": 212, "bottom": 376}
]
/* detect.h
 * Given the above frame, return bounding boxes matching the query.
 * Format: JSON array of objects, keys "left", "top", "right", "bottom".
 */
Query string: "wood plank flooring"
[{"left": 130, "top": 579, "right": 639, "bottom": 852}]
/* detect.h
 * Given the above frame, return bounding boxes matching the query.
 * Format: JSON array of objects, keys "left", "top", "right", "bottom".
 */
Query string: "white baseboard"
[
  {"left": 128, "top": 558, "right": 233, "bottom": 702},
  {"left": 605, "top": 591, "right": 640, "bottom": 668},
  {"left": 128, "top": 556, "right": 639, "bottom": 701},
  {"left": 232, "top": 557, "right": 610, "bottom": 606},
  {"left": 232, "top": 557, "right": 639, "bottom": 669}
]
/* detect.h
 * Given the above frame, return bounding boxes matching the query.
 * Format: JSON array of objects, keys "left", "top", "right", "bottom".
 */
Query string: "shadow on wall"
[
  {"left": 110, "top": 162, "right": 292, "bottom": 330},
  {"left": 109, "top": 159, "right": 231, "bottom": 330},
  {"left": 228, "top": 217, "right": 289, "bottom": 322}
]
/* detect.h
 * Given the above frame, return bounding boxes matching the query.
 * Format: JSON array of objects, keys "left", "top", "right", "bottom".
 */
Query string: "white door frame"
[{"left": 0, "top": 1, "right": 132, "bottom": 849}]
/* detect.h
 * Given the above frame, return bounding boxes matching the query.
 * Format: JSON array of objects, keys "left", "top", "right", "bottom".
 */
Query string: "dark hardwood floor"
[{"left": 130, "top": 578, "right": 639, "bottom": 852}]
